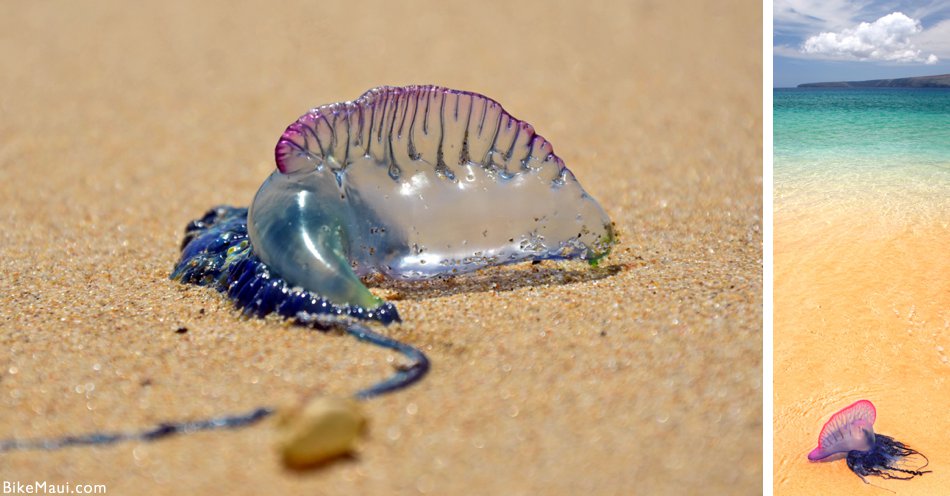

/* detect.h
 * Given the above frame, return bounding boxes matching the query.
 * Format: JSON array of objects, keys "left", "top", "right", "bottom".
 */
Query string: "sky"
[{"left": 774, "top": 0, "right": 950, "bottom": 87}]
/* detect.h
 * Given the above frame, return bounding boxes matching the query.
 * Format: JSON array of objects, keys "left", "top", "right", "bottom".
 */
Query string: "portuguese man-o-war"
[
  {"left": 0, "top": 85, "right": 615, "bottom": 456},
  {"left": 256, "top": 85, "right": 614, "bottom": 310},
  {"left": 808, "top": 400, "right": 931, "bottom": 484}
]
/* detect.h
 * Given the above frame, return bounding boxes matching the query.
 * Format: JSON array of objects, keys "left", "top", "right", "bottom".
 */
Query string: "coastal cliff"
[{"left": 798, "top": 74, "right": 950, "bottom": 88}]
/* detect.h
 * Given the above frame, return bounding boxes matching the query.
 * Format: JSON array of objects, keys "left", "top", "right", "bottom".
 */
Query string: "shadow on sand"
[{"left": 368, "top": 261, "right": 623, "bottom": 301}]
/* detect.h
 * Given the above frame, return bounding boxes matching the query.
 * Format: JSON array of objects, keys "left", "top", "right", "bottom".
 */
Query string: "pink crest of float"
[
  {"left": 274, "top": 85, "right": 560, "bottom": 175},
  {"left": 808, "top": 399, "right": 877, "bottom": 461}
]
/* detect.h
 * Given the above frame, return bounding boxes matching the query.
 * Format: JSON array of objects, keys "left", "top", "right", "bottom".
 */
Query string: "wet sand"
[
  {"left": 774, "top": 182, "right": 950, "bottom": 494},
  {"left": 0, "top": 1, "right": 762, "bottom": 494}
]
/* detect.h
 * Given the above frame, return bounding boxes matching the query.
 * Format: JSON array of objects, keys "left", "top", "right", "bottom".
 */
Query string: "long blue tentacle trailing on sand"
[
  {"left": 1, "top": 85, "right": 614, "bottom": 452},
  {"left": 0, "top": 206, "right": 429, "bottom": 451}
]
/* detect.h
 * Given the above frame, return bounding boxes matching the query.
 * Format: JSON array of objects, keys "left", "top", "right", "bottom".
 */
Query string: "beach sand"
[
  {"left": 774, "top": 182, "right": 950, "bottom": 494},
  {"left": 0, "top": 1, "right": 762, "bottom": 493}
]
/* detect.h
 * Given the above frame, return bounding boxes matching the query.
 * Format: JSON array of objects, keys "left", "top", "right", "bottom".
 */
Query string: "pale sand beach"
[
  {"left": 0, "top": 1, "right": 762, "bottom": 494},
  {"left": 774, "top": 184, "right": 950, "bottom": 494}
]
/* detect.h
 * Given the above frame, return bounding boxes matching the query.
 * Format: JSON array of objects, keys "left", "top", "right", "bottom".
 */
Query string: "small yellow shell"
[{"left": 275, "top": 396, "right": 367, "bottom": 468}]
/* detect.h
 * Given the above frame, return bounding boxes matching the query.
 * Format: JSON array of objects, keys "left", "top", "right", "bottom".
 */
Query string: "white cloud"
[
  {"left": 914, "top": 18, "right": 950, "bottom": 59},
  {"left": 800, "top": 12, "right": 939, "bottom": 64}
]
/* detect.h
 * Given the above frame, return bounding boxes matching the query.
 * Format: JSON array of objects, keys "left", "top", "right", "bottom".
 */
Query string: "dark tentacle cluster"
[
  {"left": 846, "top": 434, "right": 931, "bottom": 482},
  {"left": 172, "top": 206, "right": 400, "bottom": 324}
]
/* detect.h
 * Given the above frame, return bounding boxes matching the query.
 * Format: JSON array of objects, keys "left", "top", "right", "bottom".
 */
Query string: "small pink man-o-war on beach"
[
  {"left": 808, "top": 399, "right": 876, "bottom": 461},
  {"left": 808, "top": 399, "right": 931, "bottom": 483}
]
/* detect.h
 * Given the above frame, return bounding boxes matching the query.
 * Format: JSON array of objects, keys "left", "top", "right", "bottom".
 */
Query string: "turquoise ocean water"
[{"left": 774, "top": 88, "right": 950, "bottom": 217}]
